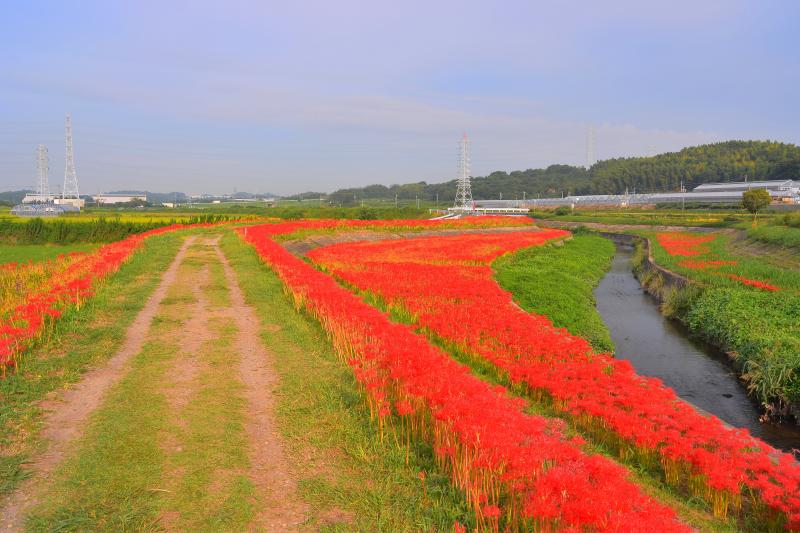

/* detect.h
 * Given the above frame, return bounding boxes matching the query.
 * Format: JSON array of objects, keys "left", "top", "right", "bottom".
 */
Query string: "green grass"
[
  {"left": 650, "top": 232, "right": 800, "bottom": 291},
  {"left": 310, "top": 234, "right": 737, "bottom": 531},
  {"left": 493, "top": 233, "right": 616, "bottom": 352},
  {"left": 220, "top": 230, "right": 472, "bottom": 531},
  {"left": 0, "top": 243, "right": 98, "bottom": 264},
  {"left": 536, "top": 208, "right": 753, "bottom": 228},
  {"left": 745, "top": 224, "right": 800, "bottom": 250},
  {"left": 645, "top": 232, "right": 800, "bottom": 409},
  {"left": 0, "top": 232, "right": 185, "bottom": 498},
  {"left": 25, "top": 240, "right": 257, "bottom": 531}
]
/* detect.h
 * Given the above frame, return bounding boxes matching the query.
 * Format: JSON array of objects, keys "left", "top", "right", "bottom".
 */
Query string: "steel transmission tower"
[
  {"left": 62, "top": 114, "right": 80, "bottom": 199},
  {"left": 453, "top": 133, "right": 473, "bottom": 211},
  {"left": 586, "top": 123, "right": 595, "bottom": 168},
  {"left": 36, "top": 144, "right": 50, "bottom": 201}
]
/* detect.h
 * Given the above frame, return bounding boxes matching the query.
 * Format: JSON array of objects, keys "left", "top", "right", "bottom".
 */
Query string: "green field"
[
  {"left": 640, "top": 230, "right": 800, "bottom": 414},
  {"left": 494, "top": 233, "right": 616, "bottom": 352},
  {"left": 0, "top": 243, "right": 99, "bottom": 264}
]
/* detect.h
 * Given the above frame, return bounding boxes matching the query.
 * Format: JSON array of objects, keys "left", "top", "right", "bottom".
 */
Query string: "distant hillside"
[
  {"left": 290, "top": 165, "right": 592, "bottom": 204},
  {"left": 289, "top": 140, "right": 800, "bottom": 204},
  {"left": 0, "top": 190, "right": 31, "bottom": 205},
  {"left": 589, "top": 140, "right": 800, "bottom": 194}
]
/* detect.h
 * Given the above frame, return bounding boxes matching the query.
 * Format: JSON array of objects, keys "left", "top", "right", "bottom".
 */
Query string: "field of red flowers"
[
  {"left": 656, "top": 232, "right": 781, "bottom": 291},
  {"left": 240, "top": 220, "right": 688, "bottom": 531},
  {"left": 0, "top": 223, "right": 213, "bottom": 372},
  {"left": 305, "top": 227, "right": 800, "bottom": 529}
]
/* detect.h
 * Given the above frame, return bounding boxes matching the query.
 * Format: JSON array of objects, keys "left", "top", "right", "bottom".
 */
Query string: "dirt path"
[
  {"left": 3, "top": 234, "right": 307, "bottom": 531},
  {"left": 215, "top": 242, "right": 308, "bottom": 530},
  {"left": 1, "top": 236, "right": 197, "bottom": 532}
]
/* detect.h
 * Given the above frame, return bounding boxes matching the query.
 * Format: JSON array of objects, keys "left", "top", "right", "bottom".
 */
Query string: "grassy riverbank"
[
  {"left": 493, "top": 233, "right": 616, "bottom": 352},
  {"left": 639, "top": 232, "right": 800, "bottom": 418}
]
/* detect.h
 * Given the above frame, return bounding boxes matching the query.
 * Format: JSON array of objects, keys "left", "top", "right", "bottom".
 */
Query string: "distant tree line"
[
  {"left": 589, "top": 140, "right": 800, "bottom": 194},
  {"left": 286, "top": 140, "right": 800, "bottom": 204}
]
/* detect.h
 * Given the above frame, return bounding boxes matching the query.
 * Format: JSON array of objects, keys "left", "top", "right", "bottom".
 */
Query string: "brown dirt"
[
  {"left": 161, "top": 266, "right": 209, "bottom": 417},
  {"left": 4, "top": 234, "right": 309, "bottom": 530},
  {"left": 215, "top": 242, "right": 309, "bottom": 531},
  {"left": 0, "top": 236, "right": 197, "bottom": 532}
]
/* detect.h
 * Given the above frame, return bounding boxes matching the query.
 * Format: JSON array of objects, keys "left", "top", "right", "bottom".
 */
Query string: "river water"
[{"left": 594, "top": 242, "right": 800, "bottom": 453}]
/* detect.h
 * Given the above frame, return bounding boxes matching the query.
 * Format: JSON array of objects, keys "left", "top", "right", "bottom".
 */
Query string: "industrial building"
[
  {"left": 11, "top": 203, "right": 79, "bottom": 217},
  {"left": 693, "top": 180, "right": 799, "bottom": 195},
  {"left": 12, "top": 114, "right": 83, "bottom": 217},
  {"left": 93, "top": 194, "right": 148, "bottom": 205},
  {"left": 472, "top": 179, "right": 800, "bottom": 210}
]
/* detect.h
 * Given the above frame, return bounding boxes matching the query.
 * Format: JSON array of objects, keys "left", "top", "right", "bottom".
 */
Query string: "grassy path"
[
  {"left": 19, "top": 237, "right": 304, "bottom": 531},
  {"left": 4, "top": 230, "right": 456, "bottom": 531},
  {"left": 1, "top": 235, "right": 196, "bottom": 529}
]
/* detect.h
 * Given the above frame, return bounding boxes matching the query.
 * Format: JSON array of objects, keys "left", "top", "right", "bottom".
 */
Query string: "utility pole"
[
  {"left": 680, "top": 180, "right": 686, "bottom": 212},
  {"left": 586, "top": 123, "right": 595, "bottom": 168},
  {"left": 395, "top": 194, "right": 398, "bottom": 208},
  {"left": 62, "top": 114, "right": 80, "bottom": 199},
  {"left": 36, "top": 144, "right": 49, "bottom": 203},
  {"left": 416, "top": 195, "right": 419, "bottom": 209},
  {"left": 453, "top": 133, "right": 473, "bottom": 212}
]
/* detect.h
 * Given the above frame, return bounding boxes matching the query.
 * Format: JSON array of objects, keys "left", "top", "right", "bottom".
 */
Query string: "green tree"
[{"left": 742, "top": 188, "right": 771, "bottom": 223}]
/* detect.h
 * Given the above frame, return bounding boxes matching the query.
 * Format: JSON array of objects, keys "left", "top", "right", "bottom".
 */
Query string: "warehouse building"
[
  {"left": 93, "top": 193, "right": 148, "bottom": 205},
  {"left": 473, "top": 179, "right": 800, "bottom": 210},
  {"left": 693, "top": 180, "right": 799, "bottom": 196}
]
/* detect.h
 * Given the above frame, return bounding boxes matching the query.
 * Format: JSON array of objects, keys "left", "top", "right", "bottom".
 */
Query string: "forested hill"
[
  {"left": 589, "top": 140, "right": 800, "bottom": 194},
  {"left": 316, "top": 164, "right": 592, "bottom": 204},
  {"left": 288, "top": 140, "right": 800, "bottom": 203}
]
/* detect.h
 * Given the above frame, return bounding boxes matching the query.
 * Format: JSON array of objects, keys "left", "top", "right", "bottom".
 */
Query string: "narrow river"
[{"left": 594, "top": 241, "right": 800, "bottom": 453}]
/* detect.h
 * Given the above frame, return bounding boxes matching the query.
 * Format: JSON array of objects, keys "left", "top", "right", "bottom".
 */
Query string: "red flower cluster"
[
  {"left": 658, "top": 232, "right": 782, "bottom": 292},
  {"left": 726, "top": 274, "right": 780, "bottom": 292},
  {"left": 0, "top": 223, "right": 211, "bottom": 371},
  {"left": 656, "top": 232, "right": 715, "bottom": 256},
  {"left": 240, "top": 221, "right": 687, "bottom": 531},
  {"left": 676, "top": 259, "right": 738, "bottom": 269},
  {"left": 259, "top": 215, "right": 533, "bottom": 240},
  {"left": 310, "top": 231, "right": 800, "bottom": 528}
]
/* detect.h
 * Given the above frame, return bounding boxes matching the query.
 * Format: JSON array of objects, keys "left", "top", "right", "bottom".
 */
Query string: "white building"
[
  {"left": 54, "top": 197, "right": 85, "bottom": 209},
  {"left": 22, "top": 193, "right": 57, "bottom": 203},
  {"left": 94, "top": 194, "right": 148, "bottom": 205}
]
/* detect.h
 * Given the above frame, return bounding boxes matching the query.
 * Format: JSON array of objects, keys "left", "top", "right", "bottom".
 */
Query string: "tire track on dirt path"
[
  {"left": 215, "top": 241, "right": 309, "bottom": 531},
  {"left": 1, "top": 236, "right": 197, "bottom": 532}
]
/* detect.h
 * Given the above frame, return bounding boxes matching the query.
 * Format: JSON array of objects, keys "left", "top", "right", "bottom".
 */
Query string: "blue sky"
[{"left": 1, "top": 0, "right": 798, "bottom": 195}]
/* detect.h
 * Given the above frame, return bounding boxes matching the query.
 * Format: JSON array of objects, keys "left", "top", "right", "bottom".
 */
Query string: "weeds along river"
[{"left": 594, "top": 241, "right": 800, "bottom": 453}]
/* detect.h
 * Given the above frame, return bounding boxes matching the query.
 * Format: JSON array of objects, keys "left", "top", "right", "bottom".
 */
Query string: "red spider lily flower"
[
  {"left": 303, "top": 225, "right": 800, "bottom": 527},
  {"left": 726, "top": 274, "right": 780, "bottom": 292},
  {"left": 237, "top": 220, "right": 689, "bottom": 531},
  {"left": 656, "top": 232, "right": 715, "bottom": 256},
  {"left": 0, "top": 221, "right": 229, "bottom": 371},
  {"left": 677, "top": 259, "right": 738, "bottom": 269}
]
